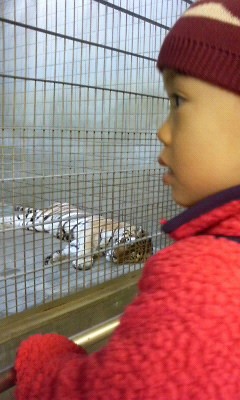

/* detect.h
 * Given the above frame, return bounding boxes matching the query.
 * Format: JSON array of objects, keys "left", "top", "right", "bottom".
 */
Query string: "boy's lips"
[
  {"left": 158, "top": 157, "right": 173, "bottom": 172},
  {"left": 163, "top": 171, "right": 174, "bottom": 185},
  {"left": 158, "top": 157, "right": 174, "bottom": 184}
]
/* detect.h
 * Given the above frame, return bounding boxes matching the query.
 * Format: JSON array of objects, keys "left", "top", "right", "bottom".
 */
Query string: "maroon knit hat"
[{"left": 157, "top": 0, "right": 240, "bottom": 94}]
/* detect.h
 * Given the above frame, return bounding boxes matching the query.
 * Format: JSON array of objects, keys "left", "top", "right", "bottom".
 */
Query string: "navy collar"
[{"left": 162, "top": 185, "right": 240, "bottom": 234}]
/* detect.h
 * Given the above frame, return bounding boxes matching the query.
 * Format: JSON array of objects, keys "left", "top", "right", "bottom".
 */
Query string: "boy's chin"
[{"left": 171, "top": 190, "right": 198, "bottom": 208}]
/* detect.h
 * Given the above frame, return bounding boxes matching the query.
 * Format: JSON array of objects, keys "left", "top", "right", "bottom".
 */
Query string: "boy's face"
[{"left": 157, "top": 69, "right": 240, "bottom": 207}]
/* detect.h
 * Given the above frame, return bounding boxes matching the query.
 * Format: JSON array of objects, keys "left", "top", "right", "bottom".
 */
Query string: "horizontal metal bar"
[
  {"left": 0, "top": 168, "right": 161, "bottom": 182},
  {"left": 93, "top": 0, "right": 171, "bottom": 31},
  {"left": 0, "top": 73, "right": 162, "bottom": 100},
  {"left": 0, "top": 17, "right": 156, "bottom": 63},
  {"left": 0, "top": 315, "right": 121, "bottom": 394},
  {"left": 0, "top": 366, "right": 16, "bottom": 394},
  {"left": 0, "top": 128, "right": 163, "bottom": 133},
  {"left": 94, "top": 0, "right": 194, "bottom": 25},
  {"left": 71, "top": 315, "right": 120, "bottom": 346}
]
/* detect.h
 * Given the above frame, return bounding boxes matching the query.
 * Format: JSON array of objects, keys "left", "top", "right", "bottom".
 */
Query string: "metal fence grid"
[{"left": 0, "top": 0, "right": 191, "bottom": 318}]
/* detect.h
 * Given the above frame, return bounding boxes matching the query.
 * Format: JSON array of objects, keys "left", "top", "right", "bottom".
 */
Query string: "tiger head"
[{"left": 105, "top": 226, "right": 153, "bottom": 264}]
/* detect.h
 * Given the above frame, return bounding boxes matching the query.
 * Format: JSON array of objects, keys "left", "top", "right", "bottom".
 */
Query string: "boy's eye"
[{"left": 169, "top": 94, "right": 184, "bottom": 109}]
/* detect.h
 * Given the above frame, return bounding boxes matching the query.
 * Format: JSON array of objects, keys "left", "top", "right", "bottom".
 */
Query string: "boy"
[{"left": 14, "top": 0, "right": 240, "bottom": 398}]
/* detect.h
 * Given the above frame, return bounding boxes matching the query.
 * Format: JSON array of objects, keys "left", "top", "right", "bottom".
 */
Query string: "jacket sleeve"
[{"left": 14, "top": 237, "right": 240, "bottom": 400}]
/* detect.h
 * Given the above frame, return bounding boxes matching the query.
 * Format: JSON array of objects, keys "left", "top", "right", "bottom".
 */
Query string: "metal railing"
[{"left": 0, "top": 315, "right": 120, "bottom": 394}]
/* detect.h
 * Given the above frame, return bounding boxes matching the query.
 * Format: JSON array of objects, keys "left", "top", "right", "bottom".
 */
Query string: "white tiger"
[{"left": 0, "top": 202, "right": 153, "bottom": 270}]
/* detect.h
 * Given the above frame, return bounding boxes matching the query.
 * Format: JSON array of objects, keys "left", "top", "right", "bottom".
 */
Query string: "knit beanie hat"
[{"left": 157, "top": 0, "right": 240, "bottom": 94}]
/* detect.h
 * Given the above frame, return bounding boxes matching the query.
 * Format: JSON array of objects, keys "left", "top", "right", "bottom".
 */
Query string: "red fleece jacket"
[{"left": 14, "top": 187, "right": 240, "bottom": 399}]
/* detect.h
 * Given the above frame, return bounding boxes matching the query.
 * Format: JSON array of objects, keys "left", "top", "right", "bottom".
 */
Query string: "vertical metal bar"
[
  {"left": 68, "top": 1, "right": 76, "bottom": 295},
  {"left": 70, "top": 0, "right": 76, "bottom": 132},
  {"left": 41, "top": 0, "right": 48, "bottom": 305},
  {"left": 31, "top": 0, "right": 38, "bottom": 309},
  {"left": 1, "top": 0, "right": 7, "bottom": 317},
  {"left": 12, "top": 0, "right": 18, "bottom": 314},
  {"left": 43, "top": 0, "right": 48, "bottom": 129}
]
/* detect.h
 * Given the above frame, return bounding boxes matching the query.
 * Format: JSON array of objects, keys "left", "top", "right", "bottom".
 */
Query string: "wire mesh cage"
[{"left": 0, "top": 0, "right": 191, "bottom": 318}]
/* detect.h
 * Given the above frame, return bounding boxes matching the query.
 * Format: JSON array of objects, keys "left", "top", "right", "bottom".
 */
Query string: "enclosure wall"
[{"left": 0, "top": 0, "right": 190, "bottom": 318}]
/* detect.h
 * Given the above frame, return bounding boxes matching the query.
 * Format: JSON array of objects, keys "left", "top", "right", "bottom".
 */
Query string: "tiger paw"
[
  {"left": 44, "top": 250, "right": 61, "bottom": 265},
  {"left": 72, "top": 256, "right": 93, "bottom": 270},
  {"left": 44, "top": 255, "right": 54, "bottom": 265}
]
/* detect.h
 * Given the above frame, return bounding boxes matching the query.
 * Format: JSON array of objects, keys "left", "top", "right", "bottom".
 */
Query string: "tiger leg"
[
  {"left": 44, "top": 244, "right": 73, "bottom": 266},
  {"left": 44, "top": 240, "right": 94, "bottom": 270},
  {"left": 70, "top": 239, "right": 94, "bottom": 270},
  {"left": 70, "top": 225, "right": 100, "bottom": 270},
  {"left": 0, "top": 214, "right": 29, "bottom": 229},
  {"left": 45, "top": 222, "right": 101, "bottom": 270}
]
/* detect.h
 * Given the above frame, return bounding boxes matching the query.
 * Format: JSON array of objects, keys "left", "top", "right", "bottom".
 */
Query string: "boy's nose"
[{"left": 157, "top": 119, "right": 171, "bottom": 146}]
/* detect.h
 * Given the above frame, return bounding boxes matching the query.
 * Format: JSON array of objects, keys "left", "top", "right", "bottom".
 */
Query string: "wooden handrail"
[{"left": 0, "top": 315, "right": 120, "bottom": 394}]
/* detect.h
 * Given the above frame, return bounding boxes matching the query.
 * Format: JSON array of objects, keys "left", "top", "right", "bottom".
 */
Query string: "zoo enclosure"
[{"left": 0, "top": 0, "right": 190, "bottom": 319}]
